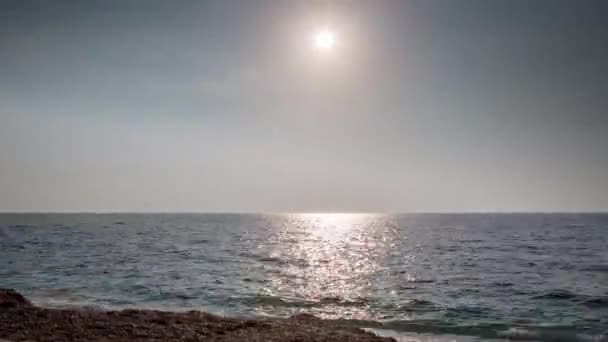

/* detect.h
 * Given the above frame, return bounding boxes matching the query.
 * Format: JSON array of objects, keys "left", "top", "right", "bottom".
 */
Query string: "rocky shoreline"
[{"left": 0, "top": 289, "right": 394, "bottom": 341}]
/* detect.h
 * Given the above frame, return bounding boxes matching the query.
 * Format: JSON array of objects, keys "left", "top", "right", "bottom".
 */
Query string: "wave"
[
  {"left": 583, "top": 297, "right": 608, "bottom": 308},
  {"left": 446, "top": 305, "right": 489, "bottom": 316},
  {"left": 400, "top": 299, "right": 440, "bottom": 312},
  {"left": 582, "top": 265, "right": 608, "bottom": 273},
  {"left": 376, "top": 320, "right": 607, "bottom": 342},
  {"left": 456, "top": 239, "right": 484, "bottom": 243},
  {"left": 492, "top": 281, "right": 514, "bottom": 287},
  {"left": 532, "top": 290, "right": 608, "bottom": 309},
  {"left": 319, "top": 296, "right": 368, "bottom": 306},
  {"left": 9, "top": 224, "right": 34, "bottom": 229},
  {"left": 239, "top": 295, "right": 369, "bottom": 308},
  {"left": 497, "top": 327, "right": 607, "bottom": 342},
  {"left": 143, "top": 291, "right": 199, "bottom": 302},
  {"left": 404, "top": 278, "right": 435, "bottom": 283},
  {"left": 533, "top": 289, "right": 577, "bottom": 299},
  {"left": 28, "top": 290, "right": 108, "bottom": 310},
  {"left": 241, "top": 254, "right": 311, "bottom": 267},
  {"left": 31, "top": 297, "right": 108, "bottom": 310}
]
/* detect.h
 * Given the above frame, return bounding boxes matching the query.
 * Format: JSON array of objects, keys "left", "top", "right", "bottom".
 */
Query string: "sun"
[{"left": 313, "top": 29, "right": 336, "bottom": 51}]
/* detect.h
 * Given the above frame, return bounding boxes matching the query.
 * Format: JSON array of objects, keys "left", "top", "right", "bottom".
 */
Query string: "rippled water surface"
[{"left": 1, "top": 213, "right": 607, "bottom": 341}]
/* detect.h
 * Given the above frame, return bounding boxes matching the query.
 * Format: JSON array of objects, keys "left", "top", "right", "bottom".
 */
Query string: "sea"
[{"left": 1, "top": 213, "right": 607, "bottom": 341}]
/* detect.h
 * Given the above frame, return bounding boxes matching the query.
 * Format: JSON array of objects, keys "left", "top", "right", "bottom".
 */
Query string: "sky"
[{"left": 1, "top": 0, "right": 608, "bottom": 213}]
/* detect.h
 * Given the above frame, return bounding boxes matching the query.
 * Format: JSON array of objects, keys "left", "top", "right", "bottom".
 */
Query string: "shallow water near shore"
[{"left": 1, "top": 213, "right": 607, "bottom": 341}]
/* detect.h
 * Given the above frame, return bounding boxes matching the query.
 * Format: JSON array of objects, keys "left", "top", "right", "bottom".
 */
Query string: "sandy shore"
[{"left": 0, "top": 289, "right": 394, "bottom": 341}]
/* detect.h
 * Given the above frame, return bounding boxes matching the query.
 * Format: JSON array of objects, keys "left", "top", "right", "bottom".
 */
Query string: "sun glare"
[{"left": 313, "top": 29, "right": 336, "bottom": 51}]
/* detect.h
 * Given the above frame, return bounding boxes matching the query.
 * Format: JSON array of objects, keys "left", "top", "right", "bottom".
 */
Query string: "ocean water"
[{"left": 1, "top": 213, "right": 607, "bottom": 341}]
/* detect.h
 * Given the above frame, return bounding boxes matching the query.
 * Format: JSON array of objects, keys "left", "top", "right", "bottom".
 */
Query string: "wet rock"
[
  {"left": 0, "top": 289, "right": 31, "bottom": 308},
  {"left": 0, "top": 289, "right": 394, "bottom": 341}
]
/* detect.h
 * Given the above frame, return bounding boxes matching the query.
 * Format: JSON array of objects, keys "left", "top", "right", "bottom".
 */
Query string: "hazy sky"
[{"left": 1, "top": 0, "right": 608, "bottom": 212}]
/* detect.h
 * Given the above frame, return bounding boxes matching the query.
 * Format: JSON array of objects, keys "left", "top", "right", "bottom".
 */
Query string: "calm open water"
[{"left": 1, "top": 213, "right": 607, "bottom": 341}]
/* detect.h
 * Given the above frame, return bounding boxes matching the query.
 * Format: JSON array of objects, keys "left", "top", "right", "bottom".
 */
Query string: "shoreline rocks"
[{"left": 0, "top": 289, "right": 394, "bottom": 341}]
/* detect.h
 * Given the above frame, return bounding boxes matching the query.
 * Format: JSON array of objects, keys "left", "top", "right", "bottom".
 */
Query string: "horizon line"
[{"left": 1, "top": 211, "right": 607, "bottom": 215}]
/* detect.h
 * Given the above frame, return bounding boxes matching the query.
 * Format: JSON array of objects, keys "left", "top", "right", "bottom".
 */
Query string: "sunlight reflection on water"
[{"left": 260, "top": 213, "right": 390, "bottom": 320}]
